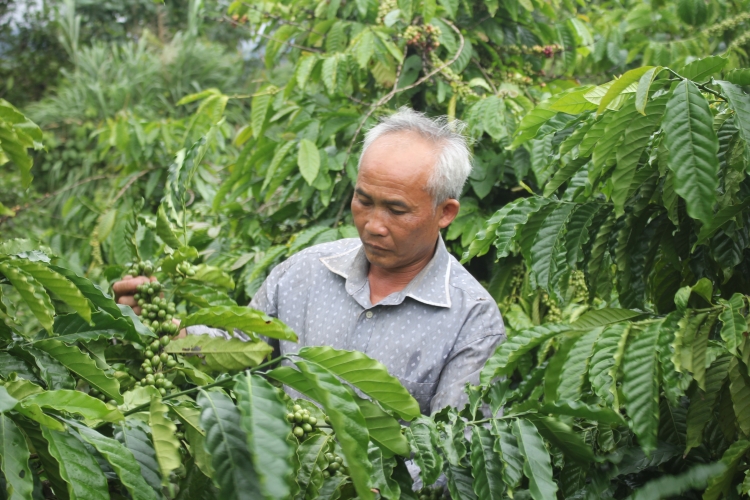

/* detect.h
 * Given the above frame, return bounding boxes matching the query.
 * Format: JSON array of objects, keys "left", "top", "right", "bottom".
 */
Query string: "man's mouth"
[{"left": 364, "top": 242, "right": 389, "bottom": 252}]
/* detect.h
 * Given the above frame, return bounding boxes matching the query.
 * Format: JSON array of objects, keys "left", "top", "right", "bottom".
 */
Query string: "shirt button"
[{"left": 365, "top": 311, "right": 373, "bottom": 319}]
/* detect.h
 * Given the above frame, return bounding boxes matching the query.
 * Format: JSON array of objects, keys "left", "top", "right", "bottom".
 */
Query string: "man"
[{"left": 115, "top": 108, "right": 505, "bottom": 414}]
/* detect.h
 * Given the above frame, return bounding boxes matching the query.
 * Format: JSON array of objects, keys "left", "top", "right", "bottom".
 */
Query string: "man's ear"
[{"left": 438, "top": 199, "right": 460, "bottom": 229}]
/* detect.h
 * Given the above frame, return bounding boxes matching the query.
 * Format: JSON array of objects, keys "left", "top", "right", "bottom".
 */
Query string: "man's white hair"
[{"left": 358, "top": 107, "right": 472, "bottom": 203}]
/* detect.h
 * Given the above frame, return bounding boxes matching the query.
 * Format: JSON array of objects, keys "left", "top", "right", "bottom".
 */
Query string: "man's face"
[{"left": 352, "top": 131, "right": 460, "bottom": 271}]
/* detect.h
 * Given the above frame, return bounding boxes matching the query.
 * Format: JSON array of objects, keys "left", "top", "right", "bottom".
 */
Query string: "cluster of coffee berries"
[
  {"left": 133, "top": 335, "right": 178, "bottom": 396},
  {"left": 500, "top": 43, "right": 562, "bottom": 58},
  {"left": 541, "top": 292, "right": 562, "bottom": 323},
  {"left": 428, "top": 51, "right": 477, "bottom": 102},
  {"left": 88, "top": 387, "right": 118, "bottom": 406},
  {"left": 376, "top": 0, "right": 397, "bottom": 24},
  {"left": 134, "top": 282, "right": 179, "bottom": 336},
  {"left": 173, "top": 262, "right": 197, "bottom": 283},
  {"left": 417, "top": 487, "right": 447, "bottom": 500},
  {"left": 321, "top": 452, "right": 348, "bottom": 479},
  {"left": 703, "top": 12, "right": 750, "bottom": 36},
  {"left": 403, "top": 24, "right": 441, "bottom": 52},
  {"left": 287, "top": 404, "right": 320, "bottom": 438},
  {"left": 126, "top": 260, "right": 155, "bottom": 277},
  {"left": 569, "top": 270, "right": 588, "bottom": 303},
  {"left": 730, "top": 29, "right": 750, "bottom": 50}
]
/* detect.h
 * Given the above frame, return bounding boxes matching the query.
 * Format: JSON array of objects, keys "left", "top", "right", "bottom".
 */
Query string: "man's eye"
[{"left": 390, "top": 209, "right": 405, "bottom": 215}]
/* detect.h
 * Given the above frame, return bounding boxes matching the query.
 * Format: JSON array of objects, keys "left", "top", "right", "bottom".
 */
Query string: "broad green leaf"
[
  {"left": 556, "top": 328, "right": 599, "bottom": 402},
  {"left": 729, "top": 356, "right": 750, "bottom": 437},
  {"left": 513, "top": 419, "right": 557, "bottom": 500},
  {"left": 539, "top": 400, "right": 625, "bottom": 424},
  {"left": 35, "top": 340, "right": 122, "bottom": 403},
  {"left": 592, "top": 98, "right": 640, "bottom": 174},
  {"left": 353, "top": 394, "right": 410, "bottom": 457},
  {"left": 368, "top": 443, "right": 400, "bottom": 499},
  {"left": 51, "top": 309, "right": 139, "bottom": 344},
  {"left": 197, "top": 390, "right": 263, "bottom": 500},
  {"left": 157, "top": 204, "right": 182, "bottom": 248},
  {"left": 528, "top": 415, "right": 595, "bottom": 463},
  {"left": 266, "top": 365, "right": 317, "bottom": 397},
  {"left": 175, "top": 283, "right": 236, "bottom": 308},
  {"left": 695, "top": 199, "right": 750, "bottom": 247},
  {"left": 296, "top": 56, "right": 318, "bottom": 90},
  {"left": 571, "top": 308, "right": 643, "bottom": 329},
  {"left": 356, "top": 30, "right": 375, "bottom": 68},
  {"left": 296, "top": 346, "right": 420, "bottom": 421},
  {"left": 0, "top": 386, "right": 16, "bottom": 413},
  {"left": 2, "top": 377, "right": 42, "bottom": 401},
  {"left": 463, "top": 197, "right": 550, "bottom": 263},
  {"left": 622, "top": 321, "right": 662, "bottom": 454},
  {"left": 166, "top": 335, "right": 273, "bottom": 371},
  {"left": 179, "top": 306, "right": 298, "bottom": 342},
  {"left": 0, "top": 415, "right": 33, "bottom": 500},
  {"left": 589, "top": 323, "right": 629, "bottom": 407},
  {"left": 719, "top": 294, "right": 748, "bottom": 355},
  {"left": 149, "top": 397, "right": 181, "bottom": 483},
  {"left": 0, "top": 261, "right": 54, "bottom": 332},
  {"left": 548, "top": 87, "right": 597, "bottom": 114},
  {"left": 510, "top": 106, "right": 557, "bottom": 148},
  {"left": 295, "top": 361, "right": 374, "bottom": 499},
  {"left": 234, "top": 373, "right": 293, "bottom": 500},
  {"left": 611, "top": 95, "right": 668, "bottom": 214},
  {"left": 251, "top": 88, "right": 273, "bottom": 138},
  {"left": 529, "top": 203, "right": 575, "bottom": 291},
  {"left": 481, "top": 323, "right": 570, "bottom": 385},
  {"left": 295, "top": 434, "right": 330, "bottom": 500},
  {"left": 21, "top": 390, "right": 122, "bottom": 422},
  {"left": 190, "top": 265, "right": 235, "bottom": 290},
  {"left": 680, "top": 55, "right": 728, "bottom": 82},
  {"left": 161, "top": 246, "right": 199, "bottom": 274},
  {"left": 543, "top": 157, "right": 588, "bottom": 196},
  {"left": 635, "top": 66, "right": 663, "bottom": 114},
  {"left": 439, "top": 418, "right": 467, "bottom": 466},
  {"left": 41, "top": 425, "right": 109, "bottom": 500},
  {"left": 446, "top": 463, "right": 477, "bottom": 500},
  {"left": 69, "top": 421, "right": 159, "bottom": 500},
  {"left": 491, "top": 420, "right": 524, "bottom": 490},
  {"left": 298, "top": 139, "right": 321, "bottom": 185},
  {"left": 470, "top": 426, "right": 504, "bottom": 499},
  {"left": 598, "top": 66, "right": 655, "bottom": 114},
  {"left": 662, "top": 79, "right": 719, "bottom": 223},
  {"left": 627, "top": 462, "right": 726, "bottom": 500},
  {"left": 726, "top": 68, "right": 750, "bottom": 86},
  {"left": 115, "top": 419, "right": 162, "bottom": 494},
  {"left": 9, "top": 258, "right": 91, "bottom": 322},
  {"left": 404, "top": 416, "right": 442, "bottom": 486},
  {"left": 262, "top": 141, "right": 296, "bottom": 192},
  {"left": 685, "top": 355, "right": 730, "bottom": 454},
  {"left": 717, "top": 80, "right": 750, "bottom": 167},
  {"left": 563, "top": 202, "right": 601, "bottom": 267},
  {"left": 23, "top": 346, "right": 74, "bottom": 390},
  {"left": 703, "top": 440, "right": 750, "bottom": 500}
]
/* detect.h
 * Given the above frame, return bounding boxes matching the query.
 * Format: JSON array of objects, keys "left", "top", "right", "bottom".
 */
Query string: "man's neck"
[{"left": 367, "top": 240, "right": 438, "bottom": 305}]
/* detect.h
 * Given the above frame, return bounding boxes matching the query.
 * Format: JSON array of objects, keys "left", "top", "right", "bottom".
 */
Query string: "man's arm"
[{"left": 429, "top": 300, "right": 506, "bottom": 414}]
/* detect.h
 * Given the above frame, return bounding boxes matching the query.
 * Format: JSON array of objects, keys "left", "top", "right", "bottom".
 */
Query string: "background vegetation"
[{"left": 2, "top": 0, "right": 750, "bottom": 498}]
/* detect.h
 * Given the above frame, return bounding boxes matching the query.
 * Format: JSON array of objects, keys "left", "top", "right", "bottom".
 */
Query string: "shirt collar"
[{"left": 319, "top": 237, "right": 453, "bottom": 309}]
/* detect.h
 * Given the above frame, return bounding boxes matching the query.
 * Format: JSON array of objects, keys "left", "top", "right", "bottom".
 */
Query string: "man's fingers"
[
  {"left": 117, "top": 296, "right": 137, "bottom": 307},
  {"left": 133, "top": 306, "right": 142, "bottom": 315},
  {"left": 112, "top": 276, "right": 151, "bottom": 297}
]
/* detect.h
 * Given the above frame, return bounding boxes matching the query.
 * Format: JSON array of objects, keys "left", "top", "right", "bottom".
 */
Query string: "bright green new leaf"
[
  {"left": 680, "top": 55, "right": 728, "bottom": 82},
  {"left": 598, "top": 67, "right": 654, "bottom": 114},
  {"left": 166, "top": 335, "right": 273, "bottom": 371},
  {"left": 296, "top": 346, "right": 420, "bottom": 420},
  {"left": 298, "top": 139, "right": 321, "bottom": 185},
  {"left": 353, "top": 393, "right": 410, "bottom": 457},
  {"left": 635, "top": 66, "right": 663, "bottom": 114},
  {"left": 490, "top": 420, "right": 524, "bottom": 490},
  {"left": 726, "top": 68, "right": 750, "bottom": 85},
  {"left": 156, "top": 204, "right": 182, "bottom": 248},
  {"left": 179, "top": 305, "right": 298, "bottom": 342},
  {"left": 149, "top": 397, "right": 181, "bottom": 484},
  {"left": 0, "top": 261, "right": 54, "bottom": 332},
  {"left": 22, "top": 390, "right": 122, "bottom": 422},
  {"left": 719, "top": 294, "right": 747, "bottom": 356}
]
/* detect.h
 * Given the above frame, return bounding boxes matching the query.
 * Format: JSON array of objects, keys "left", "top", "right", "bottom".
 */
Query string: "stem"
[
  {"left": 667, "top": 69, "right": 727, "bottom": 100},
  {"left": 121, "top": 356, "right": 290, "bottom": 417}
]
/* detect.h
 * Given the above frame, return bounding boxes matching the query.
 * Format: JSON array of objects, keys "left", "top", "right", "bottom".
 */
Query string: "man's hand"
[{"left": 112, "top": 275, "right": 156, "bottom": 316}]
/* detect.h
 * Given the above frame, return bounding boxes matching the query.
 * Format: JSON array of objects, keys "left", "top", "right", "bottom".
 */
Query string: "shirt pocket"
[{"left": 399, "top": 379, "right": 437, "bottom": 415}]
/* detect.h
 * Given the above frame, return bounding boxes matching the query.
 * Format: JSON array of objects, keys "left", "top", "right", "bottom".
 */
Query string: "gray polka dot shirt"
[{"left": 189, "top": 237, "right": 506, "bottom": 414}]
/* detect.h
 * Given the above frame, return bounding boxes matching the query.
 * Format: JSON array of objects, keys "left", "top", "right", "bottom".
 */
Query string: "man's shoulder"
[{"left": 446, "top": 255, "right": 496, "bottom": 304}]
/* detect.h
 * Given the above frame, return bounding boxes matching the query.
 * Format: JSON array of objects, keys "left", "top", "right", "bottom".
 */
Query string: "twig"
[
  {"left": 472, "top": 57, "right": 498, "bottom": 94},
  {"left": 112, "top": 169, "right": 153, "bottom": 205},
  {"left": 343, "top": 19, "right": 466, "bottom": 164},
  {"left": 666, "top": 69, "right": 727, "bottom": 100}
]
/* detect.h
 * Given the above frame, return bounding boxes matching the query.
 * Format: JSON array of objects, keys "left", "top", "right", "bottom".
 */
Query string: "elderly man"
[{"left": 116, "top": 108, "right": 505, "bottom": 414}]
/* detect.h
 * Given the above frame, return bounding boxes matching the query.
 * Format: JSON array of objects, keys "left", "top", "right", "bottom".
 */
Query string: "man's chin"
[{"left": 362, "top": 249, "right": 395, "bottom": 269}]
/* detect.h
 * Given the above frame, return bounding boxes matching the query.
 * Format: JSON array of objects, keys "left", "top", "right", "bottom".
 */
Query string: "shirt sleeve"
[{"left": 429, "top": 299, "right": 506, "bottom": 413}]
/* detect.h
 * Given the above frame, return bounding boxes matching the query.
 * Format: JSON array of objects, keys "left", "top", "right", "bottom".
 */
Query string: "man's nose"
[{"left": 365, "top": 212, "right": 388, "bottom": 236}]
